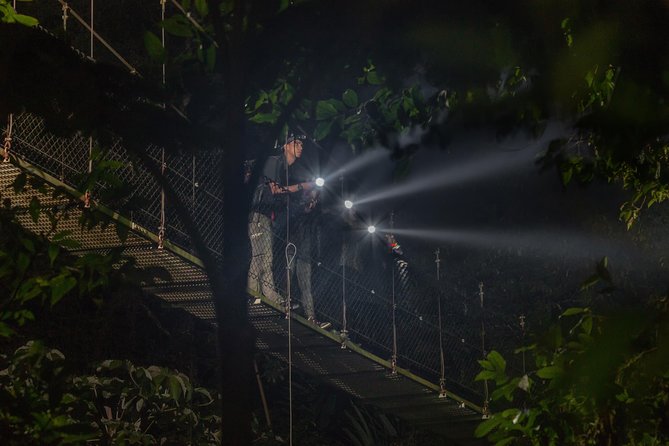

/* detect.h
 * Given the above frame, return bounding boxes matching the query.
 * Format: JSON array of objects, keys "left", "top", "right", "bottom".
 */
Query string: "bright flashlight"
[
  {"left": 344, "top": 200, "right": 353, "bottom": 209},
  {"left": 315, "top": 177, "right": 325, "bottom": 187},
  {"left": 367, "top": 225, "right": 376, "bottom": 234}
]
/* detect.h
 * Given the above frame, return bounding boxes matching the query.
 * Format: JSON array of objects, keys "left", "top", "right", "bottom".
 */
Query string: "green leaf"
[
  {"left": 249, "top": 112, "right": 278, "bottom": 124},
  {"left": 316, "top": 101, "right": 339, "bottom": 120},
  {"left": 536, "top": 365, "right": 562, "bottom": 379},
  {"left": 326, "top": 98, "right": 346, "bottom": 112},
  {"left": 596, "top": 256, "right": 611, "bottom": 281},
  {"left": 205, "top": 44, "right": 216, "bottom": 72},
  {"left": 366, "top": 70, "right": 382, "bottom": 85},
  {"left": 20, "top": 237, "right": 35, "bottom": 253},
  {"left": 13, "top": 172, "right": 27, "bottom": 192},
  {"left": 475, "top": 370, "right": 497, "bottom": 381},
  {"left": 561, "top": 307, "right": 587, "bottom": 317},
  {"left": 50, "top": 274, "right": 77, "bottom": 306},
  {"left": 17, "top": 251, "right": 30, "bottom": 273},
  {"left": 116, "top": 222, "right": 129, "bottom": 244},
  {"left": 143, "top": 31, "right": 166, "bottom": 64},
  {"left": 194, "top": 0, "right": 208, "bottom": 17},
  {"left": 0, "top": 322, "right": 16, "bottom": 338},
  {"left": 162, "top": 15, "right": 193, "bottom": 37},
  {"left": 561, "top": 166, "right": 573, "bottom": 185},
  {"left": 13, "top": 13, "right": 38, "bottom": 27},
  {"left": 491, "top": 378, "right": 519, "bottom": 401},
  {"left": 313, "top": 120, "right": 333, "bottom": 141},
  {"left": 29, "top": 196, "right": 40, "bottom": 223},
  {"left": 581, "top": 315, "right": 593, "bottom": 335},
  {"left": 342, "top": 89, "right": 359, "bottom": 108},
  {"left": 169, "top": 374, "right": 184, "bottom": 403},
  {"left": 474, "top": 415, "right": 502, "bottom": 438},
  {"left": 580, "top": 274, "right": 599, "bottom": 290},
  {"left": 48, "top": 244, "right": 59, "bottom": 266},
  {"left": 487, "top": 350, "right": 507, "bottom": 373}
]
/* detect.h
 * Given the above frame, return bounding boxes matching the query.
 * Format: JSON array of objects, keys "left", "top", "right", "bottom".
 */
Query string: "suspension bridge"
[{"left": 1, "top": 1, "right": 534, "bottom": 442}]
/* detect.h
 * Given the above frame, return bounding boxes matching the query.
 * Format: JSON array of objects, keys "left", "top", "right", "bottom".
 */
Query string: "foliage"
[
  {"left": 0, "top": 170, "right": 166, "bottom": 339},
  {"left": 343, "top": 403, "right": 399, "bottom": 446},
  {"left": 0, "top": 170, "right": 225, "bottom": 444},
  {"left": 0, "top": 340, "right": 221, "bottom": 445},
  {"left": 0, "top": 0, "right": 38, "bottom": 27},
  {"left": 342, "top": 402, "right": 441, "bottom": 446},
  {"left": 474, "top": 301, "right": 669, "bottom": 446},
  {"left": 245, "top": 62, "right": 438, "bottom": 156}
]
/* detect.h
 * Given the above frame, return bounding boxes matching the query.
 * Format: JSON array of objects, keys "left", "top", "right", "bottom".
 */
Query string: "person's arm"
[{"left": 268, "top": 180, "right": 314, "bottom": 194}]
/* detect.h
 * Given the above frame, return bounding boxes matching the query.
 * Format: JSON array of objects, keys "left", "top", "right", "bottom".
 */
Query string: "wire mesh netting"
[
  {"left": 10, "top": 113, "right": 224, "bottom": 257},
  {"left": 247, "top": 207, "right": 524, "bottom": 400}
]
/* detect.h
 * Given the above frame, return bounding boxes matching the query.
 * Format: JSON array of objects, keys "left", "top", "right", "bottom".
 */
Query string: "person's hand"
[{"left": 301, "top": 181, "right": 315, "bottom": 191}]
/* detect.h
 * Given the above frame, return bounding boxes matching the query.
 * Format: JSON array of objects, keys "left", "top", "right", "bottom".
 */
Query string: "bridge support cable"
[
  {"left": 83, "top": 0, "right": 94, "bottom": 209},
  {"left": 390, "top": 212, "right": 398, "bottom": 375},
  {"left": 282, "top": 132, "right": 295, "bottom": 446},
  {"left": 157, "top": 0, "right": 167, "bottom": 249},
  {"left": 340, "top": 176, "right": 349, "bottom": 348},
  {"left": 3, "top": 0, "right": 15, "bottom": 162},
  {"left": 60, "top": 1, "right": 69, "bottom": 31},
  {"left": 479, "top": 282, "right": 490, "bottom": 418},
  {"left": 435, "top": 248, "right": 447, "bottom": 398},
  {"left": 56, "top": 0, "right": 140, "bottom": 75}
]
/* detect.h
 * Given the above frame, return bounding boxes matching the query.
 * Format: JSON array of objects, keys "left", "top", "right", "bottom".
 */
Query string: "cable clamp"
[
  {"left": 158, "top": 226, "right": 165, "bottom": 249},
  {"left": 61, "top": 2, "right": 69, "bottom": 31},
  {"left": 3, "top": 135, "right": 11, "bottom": 162},
  {"left": 438, "top": 378, "right": 447, "bottom": 398}
]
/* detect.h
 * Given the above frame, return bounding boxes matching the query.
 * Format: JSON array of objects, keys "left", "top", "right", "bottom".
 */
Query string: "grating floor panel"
[{"left": 3, "top": 159, "right": 483, "bottom": 443}]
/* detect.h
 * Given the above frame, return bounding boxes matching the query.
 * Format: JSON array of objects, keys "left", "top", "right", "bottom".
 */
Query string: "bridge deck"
[{"left": 1, "top": 159, "right": 482, "bottom": 443}]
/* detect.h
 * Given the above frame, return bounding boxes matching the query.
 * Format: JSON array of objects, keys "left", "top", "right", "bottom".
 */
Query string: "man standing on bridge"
[{"left": 248, "top": 134, "right": 328, "bottom": 328}]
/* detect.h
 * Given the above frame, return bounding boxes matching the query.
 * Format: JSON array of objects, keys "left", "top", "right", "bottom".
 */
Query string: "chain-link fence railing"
[
  {"left": 10, "top": 112, "right": 224, "bottom": 257},
  {"left": 247, "top": 206, "right": 525, "bottom": 401}
]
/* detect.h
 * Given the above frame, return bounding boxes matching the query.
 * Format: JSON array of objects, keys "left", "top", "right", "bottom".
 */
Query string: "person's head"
[{"left": 283, "top": 134, "right": 305, "bottom": 164}]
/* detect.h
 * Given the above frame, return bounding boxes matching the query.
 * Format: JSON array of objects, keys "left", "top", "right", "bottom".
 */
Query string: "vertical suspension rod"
[
  {"left": 282, "top": 132, "right": 294, "bottom": 446},
  {"left": 157, "top": 0, "right": 167, "bottom": 249},
  {"left": 480, "top": 282, "right": 490, "bottom": 416},
  {"left": 340, "top": 176, "right": 348, "bottom": 346},
  {"left": 390, "top": 211, "right": 398, "bottom": 374},
  {"left": 436, "top": 248, "right": 447, "bottom": 397},
  {"left": 84, "top": 0, "right": 94, "bottom": 208}
]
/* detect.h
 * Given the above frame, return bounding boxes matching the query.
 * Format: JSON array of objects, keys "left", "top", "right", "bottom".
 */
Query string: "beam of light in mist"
[
  {"left": 325, "top": 149, "right": 388, "bottom": 182},
  {"left": 354, "top": 150, "right": 533, "bottom": 206},
  {"left": 382, "top": 227, "right": 643, "bottom": 263}
]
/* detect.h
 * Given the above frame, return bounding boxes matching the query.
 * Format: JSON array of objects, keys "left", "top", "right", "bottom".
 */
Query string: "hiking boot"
[{"left": 308, "top": 317, "right": 331, "bottom": 330}]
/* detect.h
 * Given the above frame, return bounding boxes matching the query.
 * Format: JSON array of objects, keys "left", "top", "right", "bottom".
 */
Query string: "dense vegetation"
[{"left": 2, "top": 0, "right": 669, "bottom": 444}]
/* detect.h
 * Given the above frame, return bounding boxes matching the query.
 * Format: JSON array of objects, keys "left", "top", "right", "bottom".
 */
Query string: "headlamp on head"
[{"left": 286, "top": 133, "right": 306, "bottom": 144}]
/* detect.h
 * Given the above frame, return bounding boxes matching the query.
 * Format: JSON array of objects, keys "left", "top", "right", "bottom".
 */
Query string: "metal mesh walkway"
[{"left": 4, "top": 111, "right": 489, "bottom": 440}]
